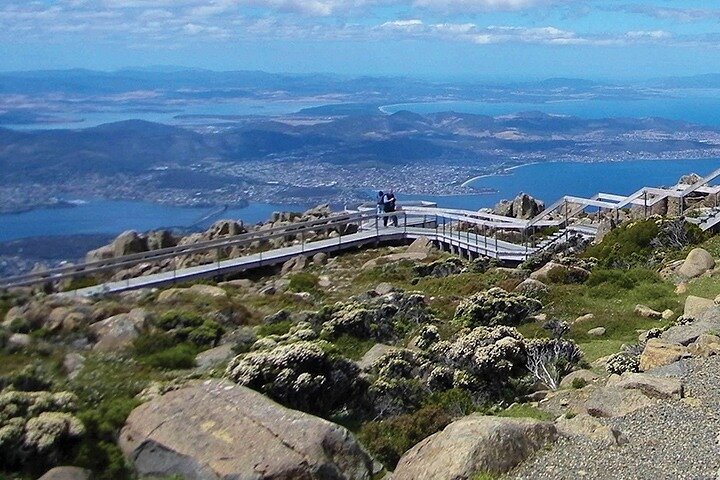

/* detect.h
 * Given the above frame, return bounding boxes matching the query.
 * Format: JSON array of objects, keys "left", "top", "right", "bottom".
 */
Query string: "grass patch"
[
  {"left": 325, "top": 334, "right": 376, "bottom": 361},
  {"left": 518, "top": 268, "right": 677, "bottom": 361},
  {"left": 496, "top": 404, "right": 551, "bottom": 421},
  {"left": 256, "top": 319, "right": 293, "bottom": 337},
  {"left": 288, "top": 272, "right": 320, "bottom": 293},
  {"left": 683, "top": 276, "right": 720, "bottom": 300}
]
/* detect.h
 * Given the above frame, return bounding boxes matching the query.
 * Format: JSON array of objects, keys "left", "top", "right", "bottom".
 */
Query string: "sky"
[{"left": 2, "top": 0, "right": 720, "bottom": 79}]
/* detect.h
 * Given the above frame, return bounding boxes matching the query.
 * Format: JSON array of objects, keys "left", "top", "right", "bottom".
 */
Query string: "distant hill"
[{"left": 1, "top": 112, "right": 719, "bottom": 182}]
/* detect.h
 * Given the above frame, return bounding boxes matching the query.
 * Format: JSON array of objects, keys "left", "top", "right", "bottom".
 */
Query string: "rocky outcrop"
[
  {"left": 683, "top": 295, "right": 714, "bottom": 319},
  {"left": 119, "top": 380, "right": 374, "bottom": 480},
  {"left": 555, "top": 413, "right": 626, "bottom": 447},
  {"left": 492, "top": 193, "right": 545, "bottom": 220},
  {"left": 529, "top": 261, "right": 590, "bottom": 284},
  {"left": 677, "top": 248, "right": 715, "bottom": 279},
  {"left": 89, "top": 308, "right": 148, "bottom": 352},
  {"left": 583, "top": 387, "right": 655, "bottom": 418},
  {"left": 392, "top": 415, "right": 558, "bottom": 479},
  {"left": 37, "top": 467, "right": 92, "bottom": 480},
  {"left": 608, "top": 372, "right": 683, "bottom": 400},
  {"left": 559, "top": 369, "right": 600, "bottom": 389},
  {"left": 514, "top": 278, "right": 549, "bottom": 298},
  {"left": 634, "top": 304, "right": 662, "bottom": 319},
  {"left": 640, "top": 339, "right": 692, "bottom": 371}
]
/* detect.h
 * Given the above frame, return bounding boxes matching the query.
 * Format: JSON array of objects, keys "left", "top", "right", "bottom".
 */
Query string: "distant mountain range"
[{"left": 2, "top": 111, "right": 719, "bottom": 182}]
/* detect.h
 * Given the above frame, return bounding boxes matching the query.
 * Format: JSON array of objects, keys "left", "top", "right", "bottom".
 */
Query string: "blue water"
[
  {"left": 382, "top": 91, "right": 720, "bottom": 127},
  {"left": 2, "top": 158, "right": 720, "bottom": 242},
  {"left": 0, "top": 200, "right": 308, "bottom": 242},
  {"left": 401, "top": 158, "right": 720, "bottom": 210},
  {"left": 5, "top": 100, "right": 320, "bottom": 131}
]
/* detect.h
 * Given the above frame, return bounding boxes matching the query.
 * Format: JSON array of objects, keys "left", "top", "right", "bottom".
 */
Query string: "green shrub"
[
  {"left": 73, "top": 397, "right": 140, "bottom": 480},
  {"left": 156, "top": 310, "right": 204, "bottom": 331},
  {"left": 64, "top": 276, "right": 99, "bottom": 291},
  {"left": 424, "top": 389, "right": 475, "bottom": 417},
  {"left": 545, "top": 266, "right": 570, "bottom": 284},
  {"left": 358, "top": 405, "right": 452, "bottom": 469},
  {"left": 288, "top": 272, "right": 319, "bottom": 293},
  {"left": 585, "top": 219, "right": 659, "bottom": 267},
  {"left": 133, "top": 331, "right": 179, "bottom": 355},
  {"left": 187, "top": 320, "right": 224, "bottom": 347},
  {"left": 570, "top": 377, "right": 588, "bottom": 389},
  {"left": 256, "top": 320, "right": 293, "bottom": 337},
  {"left": 140, "top": 344, "right": 197, "bottom": 370},
  {"left": 8, "top": 318, "right": 31, "bottom": 334}
]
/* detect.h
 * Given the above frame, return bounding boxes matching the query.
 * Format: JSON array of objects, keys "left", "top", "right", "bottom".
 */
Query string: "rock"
[
  {"left": 688, "top": 334, "right": 720, "bottom": 357},
  {"left": 8, "top": 333, "right": 31, "bottom": 350},
  {"left": 644, "top": 359, "right": 691, "bottom": 378},
  {"left": 206, "top": 220, "right": 244, "bottom": 238},
  {"left": 662, "top": 318, "right": 720, "bottom": 346},
  {"left": 63, "top": 353, "right": 86, "bottom": 380},
  {"left": 640, "top": 339, "right": 692, "bottom": 371},
  {"left": 675, "top": 283, "right": 688, "bottom": 294},
  {"left": 318, "top": 276, "right": 332, "bottom": 288},
  {"left": 281, "top": 255, "right": 308, "bottom": 275},
  {"left": 662, "top": 309, "right": 675, "bottom": 320},
  {"left": 147, "top": 230, "right": 176, "bottom": 250},
  {"left": 220, "top": 278, "right": 254, "bottom": 289},
  {"left": 634, "top": 304, "right": 662, "bottom": 319},
  {"left": 90, "top": 309, "right": 148, "bottom": 352},
  {"left": 157, "top": 288, "right": 187, "bottom": 303},
  {"left": 584, "top": 387, "right": 655, "bottom": 418},
  {"left": 512, "top": 192, "right": 545, "bottom": 219},
  {"left": 37, "top": 466, "right": 92, "bottom": 480},
  {"left": 611, "top": 372, "right": 683, "bottom": 400},
  {"left": 574, "top": 313, "right": 595, "bottom": 324},
  {"left": 684, "top": 295, "right": 715, "bottom": 319},
  {"left": 555, "top": 413, "right": 626, "bottom": 447},
  {"left": 312, "top": 252, "right": 329, "bottom": 266},
  {"left": 514, "top": 278, "right": 549, "bottom": 298},
  {"left": 406, "top": 236, "right": 433, "bottom": 256},
  {"left": 85, "top": 244, "right": 114, "bottom": 263},
  {"left": 356, "top": 344, "right": 395, "bottom": 371},
  {"left": 392, "top": 415, "right": 557, "bottom": 479},
  {"left": 492, "top": 199, "right": 513, "bottom": 217},
  {"left": 259, "top": 285, "right": 276, "bottom": 296},
  {"left": 112, "top": 230, "right": 149, "bottom": 257},
  {"left": 529, "top": 262, "right": 589, "bottom": 283},
  {"left": 560, "top": 370, "right": 600, "bottom": 389},
  {"left": 587, "top": 327, "right": 606, "bottom": 337},
  {"left": 677, "top": 248, "right": 715, "bottom": 278},
  {"left": 188, "top": 284, "right": 227, "bottom": 299},
  {"left": 374, "top": 282, "right": 395, "bottom": 296},
  {"left": 119, "top": 380, "right": 373, "bottom": 480},
  {"left": 194, "top": 344, "right": 236, "bottom": 370}
]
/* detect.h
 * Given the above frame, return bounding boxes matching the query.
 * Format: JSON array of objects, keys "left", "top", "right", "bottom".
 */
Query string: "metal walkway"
[{"left": 5, "top": 166, "right": 720, "bottom": 296}]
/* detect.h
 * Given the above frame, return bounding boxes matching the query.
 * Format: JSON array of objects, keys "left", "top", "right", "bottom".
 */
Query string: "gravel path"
[{"left": 509, "top": 357, "right": 720, "bottom": 480}]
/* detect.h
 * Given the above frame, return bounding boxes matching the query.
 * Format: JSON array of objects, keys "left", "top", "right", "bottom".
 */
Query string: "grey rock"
[
  {"left": 90, "top": 308, "right": 147, "bottom": 352},
  {"left": 63, "top": 353, "right": 86, "bottom": 380},
  {"left": 194, "top": 343, "right": 236, "bottom": 370},
  {"left": 374, "top": 282, "right": 395, "bottom": 296},
  {"left": 683, "top": 295, "right": 715, "bottom": 319},
  {"left": 8, "top": 333, "right": 31, "bottom": 350},
  {"left": 119, "top": 380, "right": 373, "bottom": 480},
  {"left": 587, "top": 327, "right": 606, "bottom": 337},
  {"left": 584, "top": 387, "right": 655, "bottom": 418},
  {"left": 392, "top": 415, "right": 558, "bottom": 479},
  {"left": 555, "top": 413, "right": 626, "bottom": 447},
  {"left": 610, "top": 372, "right": 683, "bottom": 400},
  {"left": 677, "top": 248, "right": 715, "bottom": 279},
  {"left": 37, "top": 467, "right": 92, "bottom": 480},
  {"left": 357, "top": 344, "right": 395, "bottom": 371},
  {"left": 312, "top": 252, "right": 329, "bottom": 266},
  {"left": 560, "top": 370, "right": 600, "bottom": 389}
]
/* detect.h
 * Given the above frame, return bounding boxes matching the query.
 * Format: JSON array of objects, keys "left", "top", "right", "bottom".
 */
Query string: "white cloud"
[{"left": 413, "top": 0, "right": 565, "bottom": 12}]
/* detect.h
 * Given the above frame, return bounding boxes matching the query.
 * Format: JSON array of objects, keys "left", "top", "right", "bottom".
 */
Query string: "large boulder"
[
  {"left": 112, "top": 230, "right": 149, "bottom": 257},
  {"left": 147, "top": 230, "right": 176, "bottom": 250},
  {"left": 608, "top": 372, "right": 683, "bottom": 400},
  {"left": 119, "top": 380, "right": 374, "bottom": 480},
  {"left": 683, "top": 295, "right": 714, "bottom": 319},
  {"left": 583, "top": 386, "right": 655, "bottom": 418},
  {"left": 555, "top": 413, "right": 626, "bottom": 447},
  {"left": 90, "top": 308, "right": 148, "bottom": 352},
  {"left": 492, "top": 193, "right": 544, "bottom": 219},
  {"left": 677, "top": 248, "right": 715, "bottom": 279},
  {"left": 392, "top": 415, "right": 557, "bottom": 479},
  {"left": 640, "top": 339, "right": 692, "bottom": 371},
  {"left": 38, "top": 467, "right": 92, "bottom": 480}
]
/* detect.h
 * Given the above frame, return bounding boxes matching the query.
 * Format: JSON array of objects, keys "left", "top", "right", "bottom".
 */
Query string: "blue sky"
[{"left": 2, "top": 0, "right": 720, "bottom": 79}]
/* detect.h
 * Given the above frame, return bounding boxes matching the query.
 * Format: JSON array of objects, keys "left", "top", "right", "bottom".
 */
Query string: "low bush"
[
  {"left": 287, "top": 272, "right": 319, "bottom": 293},
  {"left": 358, "top": 405, "right": 452, "bottom": 469},
  {"left": 139, "top": 344, "right": 197, "bottom": 370}
]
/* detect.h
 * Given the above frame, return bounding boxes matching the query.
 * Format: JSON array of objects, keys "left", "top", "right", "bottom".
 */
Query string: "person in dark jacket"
[{"left": 383, "top": 189, "right": 398, "bottom": 227}]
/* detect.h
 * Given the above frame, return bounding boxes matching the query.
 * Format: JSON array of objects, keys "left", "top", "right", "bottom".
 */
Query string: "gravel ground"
[{"left": 508, "top": 357, "right": 720, "bottom": 480}]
